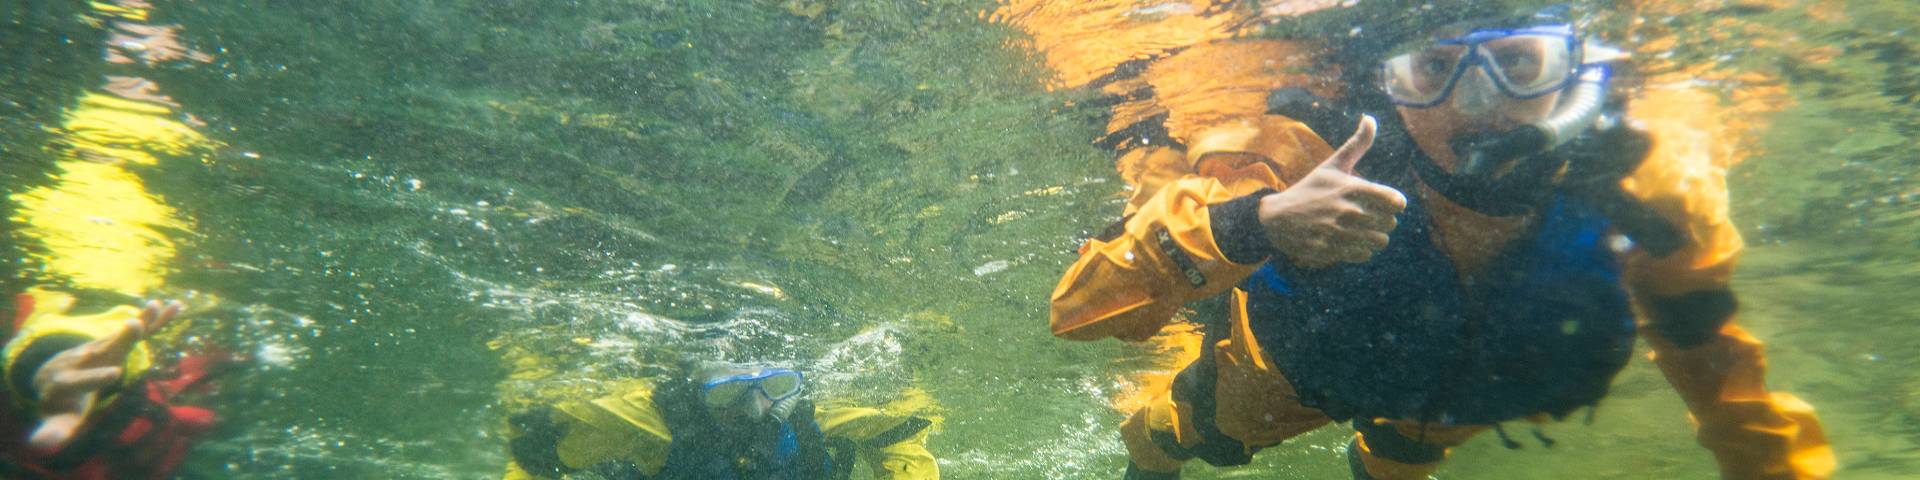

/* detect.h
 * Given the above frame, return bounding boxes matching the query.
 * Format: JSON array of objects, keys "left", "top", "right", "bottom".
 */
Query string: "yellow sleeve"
[
  {"left": 863, "top": 428, "right": 938, "bottom": 480},
  {"left": 1114, "top": 146, "right": 1194, "bottom": 217},
  {"left": 1617, "top": 86, "right": 1835, "bottom": 480},
  {"left": 1050, "top": 115, "right": 1329, "bottom": 342},
  {"left": 2, "top": 289, "right": 152, "bottom": 411},
  {"left": 503, "top": 386, "right": 673, "bottom": 478},
  {"left": 817, "top": 406, "right": 940, "bottom": 480},
  {"left": 1049, "top": 176, "right": 1263, "bottom": 341}
]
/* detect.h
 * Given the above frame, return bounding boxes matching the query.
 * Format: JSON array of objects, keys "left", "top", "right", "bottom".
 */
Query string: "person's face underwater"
[
  {"left": 1386, "top": 25, "right": 1572, "bottom": 172},
  {"left": 709, "top": 389, "right": 775, "bottom": 429},
  {"left": 699, "top": 367, "right": 804, "bottom": 432},
  {"left": 1399, "top": 80, "right": 1559, "bottom": 172}
]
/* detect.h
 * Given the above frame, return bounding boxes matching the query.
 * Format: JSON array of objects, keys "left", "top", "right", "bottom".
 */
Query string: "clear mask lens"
[
  {"left": 1383, "top": 44, "right": 1470, "bottom": 105},
  {"left": 1482, "top": 33, "right": 1572, "bottom": 95},
  {"left": 757, "top": 371, "right": 803, "bottom": 400},
  {"left": 703, "top": 381, "right": 754, "bottom": 408}
]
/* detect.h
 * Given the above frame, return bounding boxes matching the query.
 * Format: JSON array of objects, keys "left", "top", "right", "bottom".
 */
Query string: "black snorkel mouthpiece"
[{"left": 1449, "top": 126, "right": 1551, "bottom": 178}]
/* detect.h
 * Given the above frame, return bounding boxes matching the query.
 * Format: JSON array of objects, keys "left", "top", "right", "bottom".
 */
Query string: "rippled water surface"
[{"left": 3, "top": 0, "right": 1917, "bottom": 478}]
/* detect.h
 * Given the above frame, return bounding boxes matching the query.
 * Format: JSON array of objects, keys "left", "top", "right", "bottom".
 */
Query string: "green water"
[{"left": 3, "top": 0, "right": 1917, "bottom": 478}]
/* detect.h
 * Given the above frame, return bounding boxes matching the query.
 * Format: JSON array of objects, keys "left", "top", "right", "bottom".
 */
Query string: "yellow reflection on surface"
[
  {"left": 60, "top": 93, "right": 207, "bottom": 166},
  {"left": 1114, "top": 40, "right": 1338, "bottom": 144},
  {"left": 87, "top": 1, "right": 150, "bottom": 22},
  {"left": 989, "top": 0, "right": 1254, "bottom": 90},
  {"left": 12, "top": 92, "right": 211, "bottom": 295}
]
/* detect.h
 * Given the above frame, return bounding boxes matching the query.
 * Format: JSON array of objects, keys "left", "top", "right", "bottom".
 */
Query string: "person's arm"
[
  {"left": 503, "top": 388, "right": 673, "bottom": 479},
  {"left": 1050, "top": 175, "right": 1275, "bottom": 341},
  {"left": 2, "top": 290, "right": 177, "bottom": 453},
  {"left": 1619, "top": 117, "right": 1834, "bottom": 479},
  {"left": 1052, "top": 115, "right": 1401, "bottom": 342},
  {"left": 816, "top": 406, "right": 939, "bottom": 480}
]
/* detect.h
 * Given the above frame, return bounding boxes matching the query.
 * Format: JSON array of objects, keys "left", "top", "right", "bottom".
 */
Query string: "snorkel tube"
[
  {"left": 1451, "top": 64, "right": 1611, "bottom": 177},
  {"left": 767, "top": 383, "right": 803, "bottom": 422}
]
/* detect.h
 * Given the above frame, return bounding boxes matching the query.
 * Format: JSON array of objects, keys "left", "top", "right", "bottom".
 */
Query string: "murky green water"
[{"left": 3, "top": 0, "right": 1917, "bottom": 478}]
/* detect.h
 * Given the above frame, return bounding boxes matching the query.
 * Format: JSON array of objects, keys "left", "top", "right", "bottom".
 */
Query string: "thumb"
[{"left": 1318, "top": 114, "right": 1378, "bottom": 173}]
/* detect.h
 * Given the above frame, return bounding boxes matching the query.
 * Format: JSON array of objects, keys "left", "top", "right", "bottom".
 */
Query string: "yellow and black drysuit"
[
  {"left": 2, "top": 290, "right": 223, "bottom": 480},
  {"left": 503, "top": 380, "right": 938, "bottom": 480},
  {"left": 1051, "top": 92, "right": 1833, "bottom": 479}
]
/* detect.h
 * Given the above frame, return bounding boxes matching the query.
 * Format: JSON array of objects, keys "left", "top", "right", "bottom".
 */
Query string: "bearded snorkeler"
[{"left": 1047, "top": 4, "right": 1833, "bottom": 479}]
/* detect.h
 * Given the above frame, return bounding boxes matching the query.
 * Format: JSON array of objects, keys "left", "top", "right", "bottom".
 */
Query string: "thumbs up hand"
[{"left": 1257, "top": 115, "right": 1408, "bottom": 268}]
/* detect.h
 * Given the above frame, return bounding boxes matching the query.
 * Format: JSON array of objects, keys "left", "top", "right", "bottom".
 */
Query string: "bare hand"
[
  {"left": 27, "top": 300, "right": 183, "bottom": 452},
  {"left": 1257, "top": 115, "right": 1408, "bottom": 268}
]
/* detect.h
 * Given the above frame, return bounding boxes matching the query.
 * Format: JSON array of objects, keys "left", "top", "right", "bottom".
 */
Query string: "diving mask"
[
  {"left": 700, "top": 367, "right": 805, "bottom": 410},
  {"left": 1381, "top": 24, "right": 1580, "bottom": 108}
]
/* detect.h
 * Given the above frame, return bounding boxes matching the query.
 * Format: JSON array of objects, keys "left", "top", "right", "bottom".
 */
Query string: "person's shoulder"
[
  {"left": 814, "top": 390, "right": 939, "bottom": 446},
  {"left": 1187, "top": 115, "right": 1331, "bottom": 183},
  {"left": 817, "top": 405, "right": 933, "bottom": 447},
  {"left": 549, "top": 379, "right": 672, "bottom": 442},
  {"left": 9, "top": 289, "right": 144, "bottom": 338}
]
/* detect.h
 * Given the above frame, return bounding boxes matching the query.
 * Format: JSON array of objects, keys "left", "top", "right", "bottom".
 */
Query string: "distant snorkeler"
[
  {"left": 1047, "top": 3, "right": 1833, "bottom": 479},
  {"left": 2, "top": 291, "right": 234, "bottom": 480},
  {"left": 503, "top": 360, "right": 940, "bottom": 479}
]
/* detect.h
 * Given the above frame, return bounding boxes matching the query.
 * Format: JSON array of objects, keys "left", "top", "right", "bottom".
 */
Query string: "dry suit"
[
  {"left": 1, "top": 290, "right": 227, "bottom": 480},
  {"left": 1051, "top": 92, "right": 1833, "bottom": 480},
  {"left": 502, "top": 381, "right": 939, "bottom": 480}
]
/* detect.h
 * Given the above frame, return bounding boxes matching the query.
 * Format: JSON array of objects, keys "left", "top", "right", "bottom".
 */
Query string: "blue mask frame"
[
  {"left": 1382, "top": 24, "right": 1582, "bottom": 108},
  {"left": 701, "top": 368, "right": 805, "bottom": 407}
]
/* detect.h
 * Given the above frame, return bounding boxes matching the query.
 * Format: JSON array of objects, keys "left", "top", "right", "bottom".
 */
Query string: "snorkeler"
[
  {"left": 503, "top": 361, "right": 939, "bottom": 479},
  {"left": 1, "top": 291, "right": 230, "bottom": 479},
  {"left": 1048, "top": 4, "right": 1832, "bottom": 480}
]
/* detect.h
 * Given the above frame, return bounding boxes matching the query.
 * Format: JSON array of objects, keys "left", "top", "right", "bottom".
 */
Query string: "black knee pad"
[{"left": 1153, "top": 348, "right": 1254, "bottom": 467}]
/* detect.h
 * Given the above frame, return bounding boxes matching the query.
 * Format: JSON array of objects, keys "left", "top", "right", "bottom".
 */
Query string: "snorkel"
[{"left": 766, "top": 385, "right": 803, "bottom": 422}]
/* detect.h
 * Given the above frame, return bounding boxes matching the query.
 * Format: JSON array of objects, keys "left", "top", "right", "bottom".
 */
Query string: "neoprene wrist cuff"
[{"left": 1209, "top": 189, "right": 1279, "bottom": 265}]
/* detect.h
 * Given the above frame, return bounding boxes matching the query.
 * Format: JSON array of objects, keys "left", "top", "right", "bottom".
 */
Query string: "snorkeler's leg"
[
  {"left": 1119, "top": 389, "right": 1190, "bottom": 477},
  {"left": 1120, "top": 313, "right": 1331, "bottom": 478},
  {"left": 1647, "top": 322, "right": 1834, "bottom": 480},
  {"left": 1347, "top": 420, "right": 1485, "bottom": 480}
]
